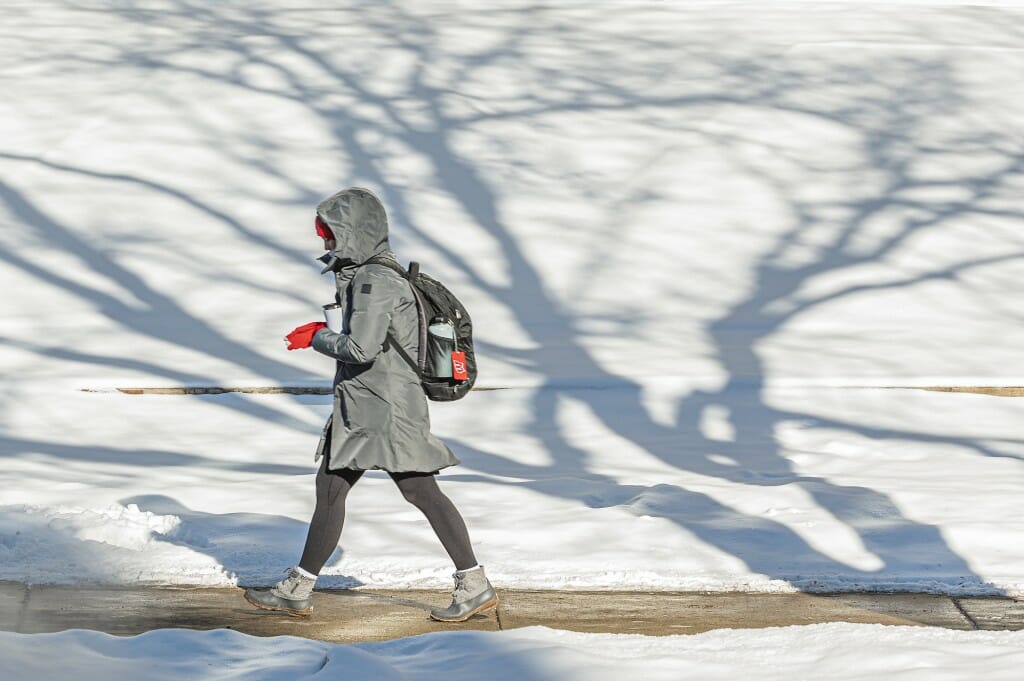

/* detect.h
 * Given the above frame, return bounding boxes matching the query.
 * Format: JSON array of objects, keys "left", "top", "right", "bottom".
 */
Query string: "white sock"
[
  {"left": 294, "top": 565, "right": 318, "bottom": 580},
  {"left": 456, "top": 564, "right": 481, "bottom": 574}
]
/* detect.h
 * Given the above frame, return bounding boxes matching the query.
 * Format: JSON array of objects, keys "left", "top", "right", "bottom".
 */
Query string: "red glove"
[{"left": 285, "top": 322, "right": 327, "bottom": 350}]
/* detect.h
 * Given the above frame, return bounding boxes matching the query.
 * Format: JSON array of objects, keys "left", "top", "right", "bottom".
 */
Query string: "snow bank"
[
  {"left": 0, "top": 504, "right": 230, "bottom": 586},
  {"left": 3, "top": 625, "right": 1024, "bottom": 681}
]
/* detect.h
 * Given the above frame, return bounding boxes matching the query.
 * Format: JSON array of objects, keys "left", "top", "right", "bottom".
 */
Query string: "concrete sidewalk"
[{"left": 3, "top": 583, "right": 1023, "bottom": 642}]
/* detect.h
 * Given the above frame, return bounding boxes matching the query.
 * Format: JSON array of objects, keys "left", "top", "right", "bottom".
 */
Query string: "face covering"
[{"left": 315, "top": 215, "right": 335, "bottom": 241}]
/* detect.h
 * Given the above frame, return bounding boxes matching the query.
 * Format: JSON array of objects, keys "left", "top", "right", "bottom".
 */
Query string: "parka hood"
[{"left": 316, "top": 187, "right": 391, "bottom": 272}]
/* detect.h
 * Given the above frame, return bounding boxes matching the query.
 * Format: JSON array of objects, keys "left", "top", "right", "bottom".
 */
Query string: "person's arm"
[{"left": 311, "top": 268, "right": 395, "bottom": 364}]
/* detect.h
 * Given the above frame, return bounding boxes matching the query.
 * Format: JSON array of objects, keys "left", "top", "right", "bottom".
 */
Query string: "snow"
[
  {"left": 2, "top": 0, "right": 1024, "bottom": 601},
  {"left": 3, "top": 624, "right": 1024, "bottom": 681},
  {"left": 2, "top": 385, "right": 1022, "bottom": 593}
]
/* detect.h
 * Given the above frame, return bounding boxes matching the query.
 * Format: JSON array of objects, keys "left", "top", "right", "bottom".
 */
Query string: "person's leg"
[
  {"left": 298, "top": 462, "right": 365, "bottom": 575},
  {"left": 244, "top": 461, "right": 363, "bottom": 616},
  {"left": 389, "top": 472, "right": 496, "bottom": 621},
  {"left": 390, "top": 472, "right": 478, "bottom": 570}
]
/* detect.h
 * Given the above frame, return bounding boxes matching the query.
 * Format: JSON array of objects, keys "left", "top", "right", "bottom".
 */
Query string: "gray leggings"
[{"left": 298, "top": 459, "right": 478, "bottom": 575}]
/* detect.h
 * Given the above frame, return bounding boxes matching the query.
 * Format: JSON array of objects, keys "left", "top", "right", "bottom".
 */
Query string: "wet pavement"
[{"left": 3, "top": 583, "right": 1023, "bottom": 642}]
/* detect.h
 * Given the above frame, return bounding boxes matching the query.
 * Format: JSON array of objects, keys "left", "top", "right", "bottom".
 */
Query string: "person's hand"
[{"left": 285, "top": 322, "right": 327, "bottom": 350}]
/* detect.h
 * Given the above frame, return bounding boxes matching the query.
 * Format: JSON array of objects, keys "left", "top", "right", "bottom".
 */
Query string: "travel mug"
[{"left": 323, "top": 303, "right": 343, "bottom": 332}]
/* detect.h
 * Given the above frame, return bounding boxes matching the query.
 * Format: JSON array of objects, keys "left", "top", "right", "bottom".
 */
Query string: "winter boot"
[
  {"left": 243, "top": 567, "right": 315, "bottom": 617},
  {"left": 430, "top": 565, "right": 498, "bottom": 622}
]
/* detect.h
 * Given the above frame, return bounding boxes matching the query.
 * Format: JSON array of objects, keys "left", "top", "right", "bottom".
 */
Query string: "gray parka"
[{"left": 310, "top": 188, "right": 460, "bottom": 473}]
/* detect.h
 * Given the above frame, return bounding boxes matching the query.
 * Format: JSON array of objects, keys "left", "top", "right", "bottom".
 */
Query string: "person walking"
[{"left": 243, "top": 187, "right": 496, "bottom": 622}]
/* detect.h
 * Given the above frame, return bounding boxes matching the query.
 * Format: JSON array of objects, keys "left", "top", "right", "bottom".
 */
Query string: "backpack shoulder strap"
[
  {"left": 363, "top": 255, "right": 407, "bottom": 278},
  {"left": 384, "top": 334, "right": 424, "bottom": 379},
  {"left": 363, "top": 256, "right": 423, "bottom": 281},
  {"left": 361, "top": 256, "right": 428, "bottom": 374}
]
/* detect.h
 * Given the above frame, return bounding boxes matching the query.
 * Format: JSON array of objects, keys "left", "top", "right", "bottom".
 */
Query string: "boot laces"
[
  {"left": 454, "top": 567, "right": 488, "bottom": 603},
  {"left": 274, "top": 568, "right": 311, "bottom": 597},
  {"left": 451, "top": 572, "right": 475, "bottom": 603}
]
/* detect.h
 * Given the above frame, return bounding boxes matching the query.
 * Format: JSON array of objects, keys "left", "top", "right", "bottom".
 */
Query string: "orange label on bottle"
[{"left": 452, "top": 351, "right": 468, "bottom": 381}]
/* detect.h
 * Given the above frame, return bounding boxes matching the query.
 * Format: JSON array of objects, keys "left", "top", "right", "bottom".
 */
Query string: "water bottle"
[{"left": 427, "top": 319, "right": 456, "bottom": 378}]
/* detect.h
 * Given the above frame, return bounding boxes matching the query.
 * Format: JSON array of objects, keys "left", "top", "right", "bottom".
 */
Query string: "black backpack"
[{"left": 364, "top": 256, "right": 477, "bottom": 401}]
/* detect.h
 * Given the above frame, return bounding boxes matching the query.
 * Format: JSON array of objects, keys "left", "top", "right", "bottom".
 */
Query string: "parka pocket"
[{"left": 339, "top": 378, "right": 391, "bottom": 434}]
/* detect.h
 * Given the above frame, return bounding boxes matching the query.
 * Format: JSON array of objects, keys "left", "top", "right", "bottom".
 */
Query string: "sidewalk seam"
[
  {"left": 15, "top": 584, "right": 31, "bottom": 634},
  {"left": 951, "top": 598, "right": 979, "bottom": 630}
]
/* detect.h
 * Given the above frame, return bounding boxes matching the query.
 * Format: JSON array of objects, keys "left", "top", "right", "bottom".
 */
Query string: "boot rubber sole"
[
  {"left": 429, "top": 594, "right": 499, "bottom": 623},
  {"left": 244, "top": 590, "right": 313, "bottom": 618}
]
